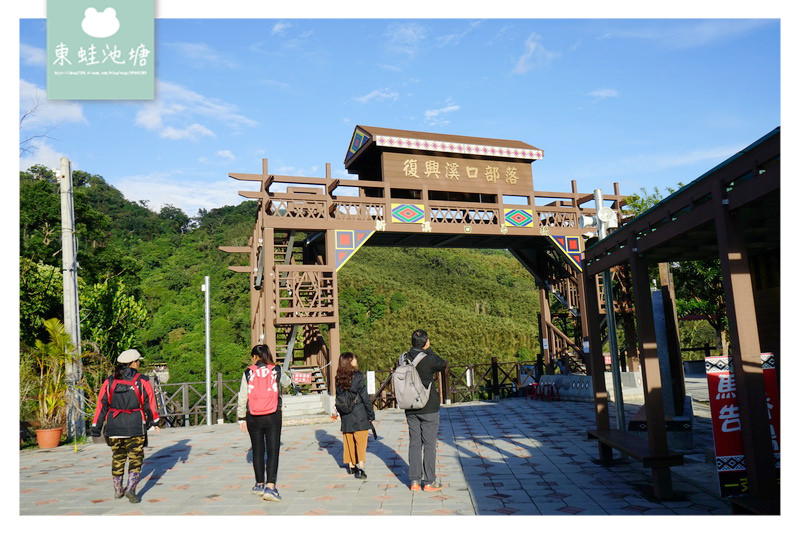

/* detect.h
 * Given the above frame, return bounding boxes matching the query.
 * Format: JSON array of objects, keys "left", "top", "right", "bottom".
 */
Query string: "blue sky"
[{"left": 17, "top": 14, "right": 781, "bottom": 217}]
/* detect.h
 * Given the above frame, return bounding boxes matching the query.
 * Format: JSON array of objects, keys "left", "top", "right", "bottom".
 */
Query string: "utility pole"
[
  {"left": 201, "top": 276, "right": 212, "bottom": 425},
  {"left": 58, "top": 157, "right": 84, "bottom": 439},
  {"left": 594, "top": 189, "right": 626, "bottom": 430}
]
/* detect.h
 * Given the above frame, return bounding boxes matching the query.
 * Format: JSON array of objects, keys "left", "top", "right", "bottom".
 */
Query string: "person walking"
[
  {"left": 334, "top": 352, "right": 375, "bottom": 479},
  {"left": 401, "top": 329, "right": 447, "bottom": 491},
  {"left": 237, "top": 344, "right": 283, "bottom": 502},
  {"left": 91, "top": 349, "right": 160, "bottom": 503}
]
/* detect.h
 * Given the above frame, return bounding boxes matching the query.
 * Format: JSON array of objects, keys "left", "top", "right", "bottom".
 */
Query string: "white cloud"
[
  {"left": 355, "top": 88, "right": 399, "bottom": 104},
  {"left": 20, "top": 44, "right": 46, "bottom": 66},
  {"left": 436, "top": 20, "right": 482, "bottom": 47},
  {"left": 135, "top": 80, "right": 257, "bottom": 140},
  {"left": 272, "top": 21, "right": 292, "bottom": 35},
  {"left": 19, "top": 79, "right": 87, "bottom": 130},
  {"left": 114, "top": 173, "right": 259, "bottom": 217},
  {"left": 600, "top": 20, "right": 772, "bottom": 50},
  {"left": 19, "top": 139, "right": 70, "bottom": 173},
  {"left": 512, "top": 33, "right": 558, "bottom": 75},
  {"left": 589, "top": 88, "right": 620, "bottom": 99},
  {"left": 165, "top": 42, "right": 238, "bottom": 68},
  {"left": 217, "top": 150, "right": 235, "bottom": 160},
  {"left": 161, "top": 123, "right": 215, "bottom": 141},
  {"left": 620, "top": 144, "right": 748, "bottom": 173},
  {"left": 385, "top": 22, "right": 427, "bottom": 58},
  {"left": 424, "top": 102, "right": 460, "bottom": 126}
]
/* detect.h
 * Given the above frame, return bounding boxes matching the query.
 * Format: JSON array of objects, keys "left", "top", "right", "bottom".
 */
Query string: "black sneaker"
[
  {"left": 114, "top": 489, "right": 125, "bottom": 499},
  {"left": 126, "top": 491, "right": 141, "bottom": 503},
  {"left": 354, "top": 467, "right": 367, "bottom": 479},
  {"left": 345, "top": 465, "right": 353, "bottom": 474}
]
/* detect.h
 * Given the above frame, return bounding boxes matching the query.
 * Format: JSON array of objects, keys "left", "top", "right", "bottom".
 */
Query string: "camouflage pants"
[{"left": 110, "top": 436, "right": 146, "bottom": 476}]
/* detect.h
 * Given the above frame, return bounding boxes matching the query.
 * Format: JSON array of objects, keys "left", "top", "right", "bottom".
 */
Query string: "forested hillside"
[{"left": 19, "top": 166, "right": 542, "bottom": 390}]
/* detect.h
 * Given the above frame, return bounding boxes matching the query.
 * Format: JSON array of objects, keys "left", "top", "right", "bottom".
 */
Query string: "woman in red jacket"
[{"left": 91, "top": 349, "right": 160, "bottom": 503}]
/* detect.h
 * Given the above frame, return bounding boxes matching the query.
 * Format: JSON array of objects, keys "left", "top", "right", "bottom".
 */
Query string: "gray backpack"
[{"left": 392, "top": 351, "right": 430, "bottom": 409}]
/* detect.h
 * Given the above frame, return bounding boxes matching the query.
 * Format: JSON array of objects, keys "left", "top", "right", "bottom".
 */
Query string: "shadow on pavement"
[
  {"left": 314, "top": 429, "right": 346, "bottom": 471},
  {"left": 139, "top": 439, "right": 192, "bottom": 496}
]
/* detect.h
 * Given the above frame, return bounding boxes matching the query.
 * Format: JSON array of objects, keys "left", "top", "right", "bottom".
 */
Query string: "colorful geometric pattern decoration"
[
  {"left": 548, "top": 235, "right": 583, "bottom": 271},
  {"left": 334, "top": 229, "right": 374, "bottom": 271},
  {"left": 346, "top": 128, "right": 371, "bottom": 162},
  {"left": 391, "top": 204, "right": 425, "bottom": 224},
  {"left": 503, "top": 208, "right": 534, "bottom": 227},
  {"left": 374, "top": 135, "right": 543, "bottom": 160}
]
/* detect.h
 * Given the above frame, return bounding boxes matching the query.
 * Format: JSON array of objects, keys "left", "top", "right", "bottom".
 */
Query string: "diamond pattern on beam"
[
  {"left": 390, "top": 203, "right": 425, "bottom": 224},
  {"left": 503, "top": 208, "right": 533, "bottom": 227},
  {"left": 334, "top": 229, "right": 374, "bottom": 270}
]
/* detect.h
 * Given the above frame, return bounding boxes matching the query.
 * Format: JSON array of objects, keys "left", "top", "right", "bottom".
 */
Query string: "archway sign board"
[{"left": 221, "top": 125, "right": 627, "bottom": 394}]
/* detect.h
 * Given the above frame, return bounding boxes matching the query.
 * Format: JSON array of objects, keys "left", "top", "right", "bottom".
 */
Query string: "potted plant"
[{"left": 28, "top": 318, "right": 73, "bottom": 448}]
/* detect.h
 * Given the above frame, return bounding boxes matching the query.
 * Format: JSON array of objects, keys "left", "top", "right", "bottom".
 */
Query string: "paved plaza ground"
[{"left": 18, "top": 391, "right": 744, "bottom": 518}]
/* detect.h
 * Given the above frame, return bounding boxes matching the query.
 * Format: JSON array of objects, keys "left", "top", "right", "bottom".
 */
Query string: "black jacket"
[
  {"left": 402, "top": 346, "right": 447, "bottom": 415},
  {"left": 338, "top": 372, "right": 375, "bottom": 433}
]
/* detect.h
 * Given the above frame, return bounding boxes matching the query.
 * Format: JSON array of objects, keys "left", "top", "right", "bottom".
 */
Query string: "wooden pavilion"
[{"left": 582, "top": 127, "right": 780, "bottom": 511}]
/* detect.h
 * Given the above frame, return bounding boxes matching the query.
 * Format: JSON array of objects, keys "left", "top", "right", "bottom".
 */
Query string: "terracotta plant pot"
[{"left": 35, "top": 427, "right": 63, "bottom": 449}]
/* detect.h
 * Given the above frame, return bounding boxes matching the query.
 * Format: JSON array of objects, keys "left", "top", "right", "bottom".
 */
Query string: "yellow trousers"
[{"left": 342, "top": 430, "right": 368, "bottom": 465}]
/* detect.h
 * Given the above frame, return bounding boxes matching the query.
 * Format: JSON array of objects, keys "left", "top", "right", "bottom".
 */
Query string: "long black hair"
[{"left": 251, "top": 344, "right": 274, "bottom": 365}]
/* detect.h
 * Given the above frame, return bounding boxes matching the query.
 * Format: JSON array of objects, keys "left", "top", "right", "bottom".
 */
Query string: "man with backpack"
[{"left": 395, "top": 329, "right": 447, "bottom": 492}]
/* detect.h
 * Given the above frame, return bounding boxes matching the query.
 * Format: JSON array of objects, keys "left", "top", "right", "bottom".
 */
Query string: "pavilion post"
[
  {"left": 713, "top": 182, "right": 778, "bottom": 500},
  {"left": 581, "top": 269, "right": 612, "bottom": 462},
  {"left": 628, "top": 249, "right": 673, "bottom": 499}
]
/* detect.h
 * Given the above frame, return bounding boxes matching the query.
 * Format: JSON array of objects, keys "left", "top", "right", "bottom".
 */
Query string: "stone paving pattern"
[{"left": 20, "top": 396, "right": 731, "bottom": 515}]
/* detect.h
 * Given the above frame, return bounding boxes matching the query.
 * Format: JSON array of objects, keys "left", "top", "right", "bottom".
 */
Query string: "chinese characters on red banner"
[{"left": 705, "top": 354, "right": 779, "bottom": 497}]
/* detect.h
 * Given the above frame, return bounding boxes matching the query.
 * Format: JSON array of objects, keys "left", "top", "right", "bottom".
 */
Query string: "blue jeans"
[{"left": 406, "top": 411, "right": 439, "bottom": 484}]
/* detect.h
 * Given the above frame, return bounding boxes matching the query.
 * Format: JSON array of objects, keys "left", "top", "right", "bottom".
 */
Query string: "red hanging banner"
[{"left": 705, "top": 353, "right": 780, "bottom": 497}]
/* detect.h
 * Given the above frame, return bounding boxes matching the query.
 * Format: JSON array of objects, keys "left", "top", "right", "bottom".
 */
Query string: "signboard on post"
[
  {"left": 705, "top": 353, "right": 780, "bottom": 497},
  {"left": 292, "top": 372, "right": 312, "bottom": 384}
]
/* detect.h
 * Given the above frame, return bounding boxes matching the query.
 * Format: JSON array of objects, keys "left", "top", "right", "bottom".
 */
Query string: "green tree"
[
  {"left": 627, "top": 186, "right": 727, "bottom": 352},
  {"left": 19, "top": 258, "right": 65, "bottom": 346},
  {"left": 80, "top": 278, "right": 148, "bottom": 361}
]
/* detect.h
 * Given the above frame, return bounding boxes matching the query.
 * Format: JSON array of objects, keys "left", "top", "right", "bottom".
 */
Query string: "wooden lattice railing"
[{"left": 274, "top": 265, "right": 337, "bottom": 323}]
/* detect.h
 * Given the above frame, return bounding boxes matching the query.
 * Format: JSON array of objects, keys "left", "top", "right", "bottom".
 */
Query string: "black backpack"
[{"left": 335, "top": 388, "right": 360, "bottom": 415}]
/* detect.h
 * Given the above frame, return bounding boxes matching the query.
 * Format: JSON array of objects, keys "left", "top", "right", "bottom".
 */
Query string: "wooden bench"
[{"left": 587, "top": 428, "right": 684, "bottom": 468}]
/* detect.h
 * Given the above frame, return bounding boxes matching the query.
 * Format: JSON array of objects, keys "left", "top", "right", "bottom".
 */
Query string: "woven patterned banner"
[{"left": 390, "top": 204, "right": 425, "bottom": 224}]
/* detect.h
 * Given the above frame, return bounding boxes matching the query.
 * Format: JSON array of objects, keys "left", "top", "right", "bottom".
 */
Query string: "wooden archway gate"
[{"left": 221, "top": 126, "right": 627, "bottom": 395}]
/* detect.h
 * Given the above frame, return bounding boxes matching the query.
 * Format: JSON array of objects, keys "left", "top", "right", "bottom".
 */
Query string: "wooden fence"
[
  {"left": 374, "top": 358, "right": 539, "bottom": 409},
  {"left": 136, "top": 360, "right": 541, "bottom": 428},
  {"left": 150, "top": 373, "right": 241, "bottom": 427}
]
